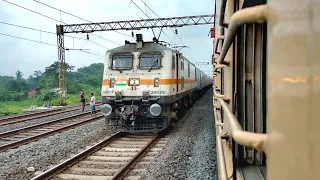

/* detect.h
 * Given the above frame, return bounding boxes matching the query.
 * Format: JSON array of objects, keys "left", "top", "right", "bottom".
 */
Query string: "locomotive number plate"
[{"left": 150, "top": 91, "right": 165, "bottom": 94}]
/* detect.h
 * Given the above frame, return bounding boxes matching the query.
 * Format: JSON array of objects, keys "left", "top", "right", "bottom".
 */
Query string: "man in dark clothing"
[{"left": 80, "top": 90, "right": 86, "bottom": 112}]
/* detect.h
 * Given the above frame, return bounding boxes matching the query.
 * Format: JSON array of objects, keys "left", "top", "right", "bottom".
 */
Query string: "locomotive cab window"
[
  {"left": 172, "top": 54, "right": 175, "bottom": 70},
  {"left": 139, "top": 52, "right": 162, "bottom": 70},
  {"left": 111, "top": 53, "right": 133, "bottom": 70},
  {"left": 181, "top": 59, "right": 184, "bottom": 70}
]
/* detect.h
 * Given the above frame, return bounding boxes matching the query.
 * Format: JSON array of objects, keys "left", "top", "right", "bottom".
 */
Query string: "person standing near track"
[
  {"left": 80, "top": 90, "right": 86, "bottom": 112},
  {"left": 90, "top": 92, "right": 96, "bottom": 115}
]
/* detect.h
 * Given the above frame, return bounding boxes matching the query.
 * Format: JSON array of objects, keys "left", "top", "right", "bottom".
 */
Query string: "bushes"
[
  {"left": 0, "top": 108, "right": 22, "bottom": 116},
  {"left": 0, "top": 62, "right": 105, "bottom": 116}
]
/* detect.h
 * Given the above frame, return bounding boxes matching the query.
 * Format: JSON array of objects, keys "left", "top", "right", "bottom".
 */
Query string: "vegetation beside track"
[{"left": 0, "top": 62, "right": 103, "bottom": 116}]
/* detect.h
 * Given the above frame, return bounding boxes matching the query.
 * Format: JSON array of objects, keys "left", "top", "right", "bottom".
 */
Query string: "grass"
[
  {"left": 0, "top": 98, "right": 42, "bottom": 116},
  {"left": 0, "top": 93, "right": 102, "bottom": 117}
]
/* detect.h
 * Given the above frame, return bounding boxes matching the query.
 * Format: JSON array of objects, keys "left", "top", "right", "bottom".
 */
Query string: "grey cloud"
[{"left": 0, "top": 0, "right": 214, "bottom": 78}]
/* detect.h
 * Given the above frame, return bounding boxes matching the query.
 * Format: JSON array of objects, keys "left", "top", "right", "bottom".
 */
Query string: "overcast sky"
[{"left": 0, "top": 0, "right": 214, "bottom": 78}]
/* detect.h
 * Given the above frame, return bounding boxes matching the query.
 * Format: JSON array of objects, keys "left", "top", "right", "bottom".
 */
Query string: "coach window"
[
  {"left": 181, "top": 59, "right": 184, "bottom": 70},
  {"left": 139, "top": 52, "right": 162, "bottom": 70},
  {"left": 188, "top": 63, "right": 190, "bottom": 77},
  {"left": 172, "top": 55, "right": 175, "bottom": 70},
  {"left": 111, "top": 53, "right": 133, "bottom": 70},
  {"left": 181, "top": 77, "right": 184, "bottom": 89}
]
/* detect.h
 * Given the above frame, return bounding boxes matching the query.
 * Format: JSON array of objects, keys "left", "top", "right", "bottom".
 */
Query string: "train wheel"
[
  {"left": 189, "top": 95, "right": 193, "bottom": 106},
  {"left": 184, "top": 97, "right": 190, "bottom": 110},
  {"left": 178, "top": 99, "right": 185, "bottom": 117},
  {"left": 170, "top": 119, "right": 176, "bottom": 128}
]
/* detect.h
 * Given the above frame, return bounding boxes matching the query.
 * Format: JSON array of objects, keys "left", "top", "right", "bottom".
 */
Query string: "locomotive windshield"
[
  {"left": 139, "top": 52, "right": 162, "bottom": 70},
  {"left": 111, "top": 54, "right": 133, "bottom": 70}
]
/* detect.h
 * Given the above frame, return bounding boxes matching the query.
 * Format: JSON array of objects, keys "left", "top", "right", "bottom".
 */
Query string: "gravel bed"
[
  {"left": 0, "top": 118, "right": 118, "bottom": 180},
  {"left": 0, "top": 105, "right": 92, "bottom": 133},
  {"left": 141, "top": 88, "right": 218, "bottom": 180}
]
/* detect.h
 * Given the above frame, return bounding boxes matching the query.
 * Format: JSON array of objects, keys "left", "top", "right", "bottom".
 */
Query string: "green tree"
[
  {"left": 44, "top": 61, "right": 75, "bottom": 77},
  {"left": 38, "top": 75, "right": 58, "bottom": 90},
  {"left": 15, "top": 71, "right": 23, "bottom": 80},
  {"left": 26, "top": 71, "right": 43, "bottom": 89}
]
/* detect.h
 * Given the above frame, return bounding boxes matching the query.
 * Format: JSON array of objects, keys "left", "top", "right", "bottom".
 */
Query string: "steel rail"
[
  {"left": 30, "top": 132, "right": 124, "bottom": 180},
  {"left": 0, "top": 108, "right": 62, "bottom": 121},
  {"left": 0, "top": 108, "right": 73, "bottom": 126},
  {"left": 30, "top": 131, "right": 167, "bottom": 180},
  {"left": 0, "top": 114, "right": 104, "bottom": 152},
  {"left": 0, "top": 103, "right": 102, "bottom": 126},
  {"left": 0, "top": 102, "right": 101, "bottom": 121},
  {"left": 111, "top": 130, "right": 167, "bottom": 180},
  {"left": 0, "top": 110, "right": 100, "bottom": 138}
]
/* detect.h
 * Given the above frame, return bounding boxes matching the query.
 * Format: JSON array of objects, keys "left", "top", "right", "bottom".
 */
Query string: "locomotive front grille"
[{"left": 105, "top": 115, "right": 168, "bottom": 132}]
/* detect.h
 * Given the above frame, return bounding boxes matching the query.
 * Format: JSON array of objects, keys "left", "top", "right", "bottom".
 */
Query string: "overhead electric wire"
[
  {"left": 0, "top": 21, "right": 109, "bottom": 49},
  {"left": 139, "top": 0, "right": 184, "bottom": 45},
  {"left": 129, "top": 0, "right": 175, "bottom": 45},
  {"left": 0, "top": 32, "right": 104, "bottom": 57},
  {"left": 0, "top": 32, "right": 56, "bottom": 47},
  {"left": 32, "top": 0, "right": 133, "bottom": 40},
  {"left": 2, "top": 0, "right": 121, "bottom": 45},
  {"left": 138, "top": 0, "right": 198, "bottom": 62}
]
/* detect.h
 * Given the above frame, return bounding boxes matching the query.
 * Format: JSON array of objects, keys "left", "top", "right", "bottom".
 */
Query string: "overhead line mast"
[{"left": 57, "top": 14, "right": 214, "bottom": 105}]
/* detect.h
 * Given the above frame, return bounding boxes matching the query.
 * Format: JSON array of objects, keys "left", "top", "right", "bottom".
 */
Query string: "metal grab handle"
[
  {"left": 214, "top": 36, "right": 225, "bottom": 55},
  {"left": 214, "top": 64, "right": 227, "bottom": 73},
  {"left": 213, "top": 90, "right": 230, "bottom": 102},
  {"left": 219, "top": 5, "right": 268, "bottom": 65},
  {"left": 217, "top": 98, "right": 267, "bottom": 153},
  {"left": 213, "top": 101, "right": 228, "bottom": 180},
  {"left": 219, "top": 0, "right": 229, "bottom": 28}
]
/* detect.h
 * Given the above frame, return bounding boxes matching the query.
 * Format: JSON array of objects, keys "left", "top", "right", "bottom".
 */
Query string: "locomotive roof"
[
  {"left": 106, "top": 42, "right": 210, "bottom": 76},
  {"left": 106, "top": 42, "right": 173, "bottom": 53}
]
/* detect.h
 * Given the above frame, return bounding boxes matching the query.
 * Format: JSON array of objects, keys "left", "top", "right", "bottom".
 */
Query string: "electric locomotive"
[{"left": 100, "top": 34, "right": 212, "bottom": 132}]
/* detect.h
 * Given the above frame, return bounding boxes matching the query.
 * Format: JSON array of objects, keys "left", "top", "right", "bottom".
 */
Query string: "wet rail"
[
  {"left": 0, "top": 110, "right": 103, "bottom": 152},
  {"left": 31, "top": 131, "right": 170, "bottom": 180}
]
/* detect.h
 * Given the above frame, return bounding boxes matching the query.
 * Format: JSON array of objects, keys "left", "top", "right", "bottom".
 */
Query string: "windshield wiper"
[
  {"left": 148, "top": 59, "right": 159, "bottom": 72},
  {"left": 113, "top": 66, "right": 123, "bottom": 73}
]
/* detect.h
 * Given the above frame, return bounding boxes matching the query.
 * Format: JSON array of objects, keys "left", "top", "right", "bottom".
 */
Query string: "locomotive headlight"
[
  {"left": 129, "top": 78, "right": 140, "bottom": 86},
  {"left": 154, "top": 78, "right": 159, "bottom": 87},
  {"left": 149, "top": 103, "right": 162, "bottom": 116},
  {"left": 100, "top": 104, "right": 112, "bottom": 116}
]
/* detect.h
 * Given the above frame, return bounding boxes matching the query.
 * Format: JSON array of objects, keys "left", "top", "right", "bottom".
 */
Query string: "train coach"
[{"left": 99, "top": 34, "right": 212, "bottom": 132}]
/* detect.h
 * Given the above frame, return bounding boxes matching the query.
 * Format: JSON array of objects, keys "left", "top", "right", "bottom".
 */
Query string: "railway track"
[
  {"left": 0, "top": 111, "right": 103, "bottom": 152},
  {"left": 0, "top": 102, "right": 101, "bottom": 126},
  {"left": 0, "top": 108, "right": 63, "bottom": 121},
  {"left": 31, "top": 131, "right": 170, "bottom": 180}
]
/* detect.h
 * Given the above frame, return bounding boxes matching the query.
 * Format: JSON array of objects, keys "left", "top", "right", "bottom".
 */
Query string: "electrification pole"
[
  {"left": 56, "top": 25, "right": 66, "bottom": 105},
  {"left": 56, "top": 14, "right": 214, "bottom": 105}
]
